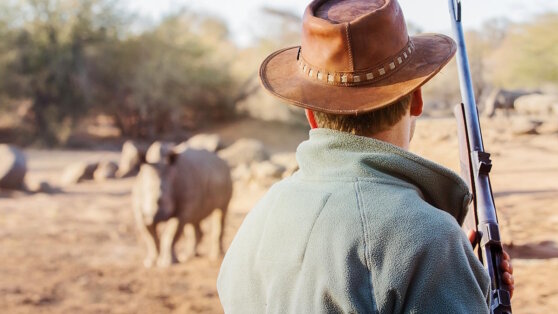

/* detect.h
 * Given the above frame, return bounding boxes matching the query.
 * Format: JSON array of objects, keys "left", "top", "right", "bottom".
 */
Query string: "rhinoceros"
[{"left": 132, "top": 141, "right": 233, "bottom": 267}]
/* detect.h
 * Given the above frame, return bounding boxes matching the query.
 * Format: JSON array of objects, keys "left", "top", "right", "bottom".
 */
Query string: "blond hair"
[{"left": 313, "top": 94, "right": 412, "bottom": 136}]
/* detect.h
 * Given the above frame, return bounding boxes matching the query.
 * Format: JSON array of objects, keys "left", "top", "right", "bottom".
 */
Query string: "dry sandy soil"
[{"left": 0, "top": 117, "right": 557, "bottom": 313}]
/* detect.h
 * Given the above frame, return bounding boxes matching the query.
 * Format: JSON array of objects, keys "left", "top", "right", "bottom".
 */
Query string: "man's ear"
[
  {"left": 167, "top": 151, "right": 179, "bottom": 165},
  {"left": 410, "top": 88, "right": 423, "bottom": 117}
]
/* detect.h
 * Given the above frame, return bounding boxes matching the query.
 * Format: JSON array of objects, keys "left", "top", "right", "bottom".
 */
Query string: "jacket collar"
[{"left": 296, "top": 128, "right": 472, "bottom": 224}]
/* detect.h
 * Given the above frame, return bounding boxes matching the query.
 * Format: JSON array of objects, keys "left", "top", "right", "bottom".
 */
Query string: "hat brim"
[{"left": 259, "top": 34, "right": 456, "bottom": 114}]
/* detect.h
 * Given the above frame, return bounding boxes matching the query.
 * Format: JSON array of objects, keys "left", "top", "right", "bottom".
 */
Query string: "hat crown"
[
  {"left": 301, "top": 0, "right": 409, "bottom": 74},
  {"left": 258, "top": 0, "right": 456, "bottom": 114}
]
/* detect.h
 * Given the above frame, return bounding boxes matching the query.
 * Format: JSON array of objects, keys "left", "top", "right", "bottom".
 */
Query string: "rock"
[
  {"left": 0, "top": 144, "right": 27, "bottom": 190},
  {"left": 510, "top": 118, "right": 540, "bottom": 136},
  {"left": 25, "top": 179, "right": 56, "bottom": 194},
  {"left": 538, "top": 121, "right": 558, "bottom": 134},
  {"left": 116, "top": 141, "right": 147, "bottom": 178},
  {"left": 61, "top": 162, "right": 99, "bottom": 186},
  {"left": 271, "top": 153, "right": 299, "bottom": 178},
  {"left": 231, "top": 163, "right": 252, "bottom": 182},
  {"left": 177, "top": 134, "right": 225, "bottom": 152},
  {"left": 94, "top": 161, "right": 118, "bottom": 182},
  {"left": 251, "top": 161, "right": 286, "bottom": 181},
  {"left": 515, "top": 94, "right": 558, "bottom": 116},
  {"left": 218, "top": 139, "right": 269, "bottom": 168}
]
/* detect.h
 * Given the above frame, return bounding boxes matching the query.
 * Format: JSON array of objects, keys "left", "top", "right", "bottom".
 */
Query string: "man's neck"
[{"left": 369, "top": 114, "right": 412, "bottom": 150}]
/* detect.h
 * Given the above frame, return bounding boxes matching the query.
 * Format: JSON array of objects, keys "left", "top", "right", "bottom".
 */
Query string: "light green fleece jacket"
[{"left": 218, "top": 128, "right": 490, "bottom": 313}]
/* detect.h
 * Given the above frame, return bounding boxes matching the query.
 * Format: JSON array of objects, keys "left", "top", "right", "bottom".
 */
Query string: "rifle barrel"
[
  {"left": 449, "top": 0, "right": 484, "bottom": 153},
  {"left": 448, "top": 1, "right": 512, "bottom": 313}
]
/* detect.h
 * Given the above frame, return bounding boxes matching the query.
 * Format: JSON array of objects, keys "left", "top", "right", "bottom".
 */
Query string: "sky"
[{"left": 126, "top": 0, "right": 558, "bottom": 46}]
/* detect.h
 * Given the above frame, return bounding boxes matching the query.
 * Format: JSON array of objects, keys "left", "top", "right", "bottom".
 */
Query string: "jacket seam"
[
  {"left": 355, "top": 179, "right": 380, "bottom": 313},
  {"left": 300, "top": 192, "right": 332, "bottom": 265}
]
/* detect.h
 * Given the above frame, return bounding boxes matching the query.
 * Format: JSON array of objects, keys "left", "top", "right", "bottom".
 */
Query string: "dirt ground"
[{"left": 1, "top": 117, "right": 557, "bottom": 313}]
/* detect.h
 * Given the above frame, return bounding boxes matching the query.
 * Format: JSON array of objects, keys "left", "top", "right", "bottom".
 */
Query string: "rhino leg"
[
  {"left": 139, "top": 223, "right": 159, "bottom": 268},
  {"left": 209, "top": 208, "right": 227, "bottom": 261},
  {"left": 157, "top": 217, "right": 185, "bottom": 267},
  {"left": 193, "top": 222, "right": 204, "bottom": 257}
]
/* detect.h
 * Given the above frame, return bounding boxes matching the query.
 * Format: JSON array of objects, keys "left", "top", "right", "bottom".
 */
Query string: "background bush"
[{"left": 0, "top": 1, "right": 556, "bottom": 146}]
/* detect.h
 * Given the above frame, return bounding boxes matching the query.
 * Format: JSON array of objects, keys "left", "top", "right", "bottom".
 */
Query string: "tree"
[
  {"left": 487, "top": 14, "right": 558, "bottom": 88},
  {"left": 0, "top": 1, "right": 239, "bottom": 143},
  {"left": 1, "top": 0, "right": 125, "bottom": 145},
  {"left": 421, "top": 29, "right": 491, "bottom": 113},
  {"left": 88, "top": 12, "right": 236, "bottom": 137}
]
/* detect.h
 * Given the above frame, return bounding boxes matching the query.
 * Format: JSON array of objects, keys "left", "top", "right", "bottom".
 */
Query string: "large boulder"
[
  {"left": 218, "top": 139, "right": 269, "bottom": 168},
  {"left": 177, "top": 133, "right": 225, "bottom": 153},
  {"left": 94, "top": 161, "right": 118, "bottom": 182},
  {"left": 116, "top": 140, "right": 147, "bottom": 178},
  {"left": 0, "top": 144, "right": 27, "bottom": 190},
  {"left": 61, "top": 162, "right": 99, "bottom": 186},
  {"left": 515, "top": 94, "right": 558, "bottom": 116}
]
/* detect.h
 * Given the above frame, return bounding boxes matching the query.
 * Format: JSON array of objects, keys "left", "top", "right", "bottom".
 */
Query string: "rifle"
[{"left": 448, "top": 1, "right": 512, "bottom": 313}]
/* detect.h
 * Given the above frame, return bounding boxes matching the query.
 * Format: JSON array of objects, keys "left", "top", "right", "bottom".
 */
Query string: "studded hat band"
[{"left": 297, "top": 39, "right": 415, "bottom": 87}]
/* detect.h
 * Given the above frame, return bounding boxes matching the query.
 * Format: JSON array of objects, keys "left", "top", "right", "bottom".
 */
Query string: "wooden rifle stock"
[
  {"left": 454, "top": 104, "right": 476, "bottom": 232},
  {"left": 449, "top": 1, "right": 512, "bottom": 313}
]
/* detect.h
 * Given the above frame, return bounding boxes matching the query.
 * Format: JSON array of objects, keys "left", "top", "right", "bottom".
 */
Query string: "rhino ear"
[{"left": 167, "top": 151, "right": 179, "bottom": 165}]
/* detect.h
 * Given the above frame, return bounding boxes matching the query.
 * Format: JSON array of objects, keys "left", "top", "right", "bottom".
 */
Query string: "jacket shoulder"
[
  {"left": 354, "top": 180, "right": 489, "bottom": 313},
  {"left": 356, "top": 178, "right": 462, "bottom": 239}
]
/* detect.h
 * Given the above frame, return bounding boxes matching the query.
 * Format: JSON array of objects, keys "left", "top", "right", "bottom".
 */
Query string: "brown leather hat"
[{"left": 259, "top": 0, "right": 456, "bottom": 114}]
